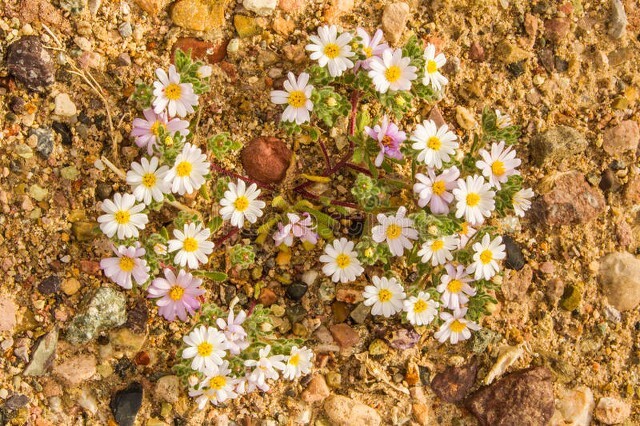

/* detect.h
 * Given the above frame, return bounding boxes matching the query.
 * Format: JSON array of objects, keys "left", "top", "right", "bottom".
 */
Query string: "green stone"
[
  {"left": 560, "top": 284, "right": 582, "bottom": 311},
  {"left": 66, "top": 287, "right": 127, "bottom": 344},
  {"left": 61, "top": 166, "right": 80, "bottom": 180},
  {"left": 71, "top": 221, "right": 98, "bottom": 242},
  {"left": 368, "top": 339, "right": 389, "bottom": 356}
]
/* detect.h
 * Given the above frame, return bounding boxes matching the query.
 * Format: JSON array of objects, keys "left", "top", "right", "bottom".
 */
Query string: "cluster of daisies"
[
  {"left": 182, "top": 310, "right": 313, "bottom": 409},
  {"left": 270, "top": 25, "right": 448, "bottom": 125},
  {"left": 269, "top": 25, "right": 534, "bottom": 344},
  {"left": 96, "top": 56, "right": 314, "bottom": 408}
]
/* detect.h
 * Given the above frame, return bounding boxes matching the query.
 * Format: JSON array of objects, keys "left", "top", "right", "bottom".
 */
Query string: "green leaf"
[
  {"left": 192, "top": 270, "right": 228, "bottom": 282},
  {"left": 207, "top": 217, "right": 224, "bottom": 233}
]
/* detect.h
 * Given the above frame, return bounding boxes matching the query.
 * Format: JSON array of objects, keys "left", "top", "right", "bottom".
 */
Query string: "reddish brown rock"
[
  {"left": 602, "top": 120, "right": 640, "bottom": 157},
  {"left": 302, "top": 374, "right": 330, "bottom": 403},
  {"left": 624, "top": 175, "right": 640, "bottom": 203},
  {"left": 171, "top": 38, "right": 228, "bottom": 64},
  {"left": 465, "top": 367, "right": 554, "bottom": 426},
  {"left": 428, "top": 106, "right": 447, "bottom": 128},
  {"left": 469, "top": 41, "right": 485, "bottom": 62},
  {"left": 544, "top": 17, "right": 571, "bottom": 43},
  {"left": 329, "top": 323, "right": 359, "bottom": 350},
  {"left": 241, "top": 137, "right": 292, "bottom": 185},
  {"left": 258, "top": 288, "right": 277, "bottom": 306},
  {"left": 431, "top": 357, "right": 479, "bottom": 403},
  {"left": 532, "top": 172, "right": 605, "bottom": 225}
]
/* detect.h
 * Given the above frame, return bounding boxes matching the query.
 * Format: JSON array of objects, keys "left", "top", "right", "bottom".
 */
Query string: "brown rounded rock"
[{"left": 241, "top": 137, "right": 292, "bottom": 184}]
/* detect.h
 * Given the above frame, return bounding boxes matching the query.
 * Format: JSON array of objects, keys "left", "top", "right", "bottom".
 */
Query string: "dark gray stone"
[
  {"left": 30, "top": 127, "right": 54, "bottom": 159},
  {"left": 285, "top": 282, "right": 308, "bottom": 301},
  {"left": 110, "top": 382, "right": 143, "bottom": 426},
  {"left": 38, "top": 275, "right": 61, "bottom": 295},
  {"left": 431, "top": 357, "right": 479, "bottom": 403},
  {"left": 503, "top": 235, "right": 525, "bottom": 271}
]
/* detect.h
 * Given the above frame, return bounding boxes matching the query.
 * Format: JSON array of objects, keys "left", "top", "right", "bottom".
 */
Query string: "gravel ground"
[{"left": 0, "top": 0, "right": 639, "bottom": 425}]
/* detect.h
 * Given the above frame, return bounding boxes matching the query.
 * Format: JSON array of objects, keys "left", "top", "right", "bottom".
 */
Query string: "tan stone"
[{"left": 171, "top": 0, "right": 231, "bottom": 32}]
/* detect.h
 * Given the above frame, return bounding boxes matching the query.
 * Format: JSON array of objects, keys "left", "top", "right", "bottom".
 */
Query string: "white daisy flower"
[
  {"left": 197, "top": 65, "right": 213, "bottom": 79},
  {"left": 168, "top": 223, "right": 215, "bottom": 269},
  {"left": 355, "top": 28, "right": 388, "bottom": 71},
  {"left": 362, "top": 276, "right": 406, "bottom": 317},
  {"left": 422, "top": 43, "right": 448, "bottom": 91},
  {"left": 452, "top": 175, "right": 496, "bottom": 225},
  {"left": 152, "top": 64, "right": 199, "bottom": 118},
  {"left": 100, "top": 243, "right": 150, "bottom": 289},
  {"left": 411, "top": 120, "right": 459, "bottom": 169},
  {"left": 417, "top": 235, "right": 459, "bottom": 266},
  {"left": 270, "top": 72, "right": 314, "bottom": 125},
  {"left": 216, "top": 310, "right": 250, "bottom": 356},
  {"left": 305, "top": 25, "right": 355, "bottom": 77},
  {"left": 434, "top": 308, "right": 481, "bottom": 344},
  {"left": 414, "top": 166, "right": 460, "bottom": 214},
  {"left": 476, "top": 141, "right": 521, "bottom": 189},
  {"left": 371, "top": 206, "right": 418, "bottom": 257},
  {"left": 495, "top": 109, "right": 512, "bottom": 128},
  {"left": 219, "top": 179, "right": 266, "bottom": 229},
  {"left": 436, "top": 263, "right": 476, "bottom": 310},
  {"left": 98, "top": 193, "right": 148, "bottom": 239},
  {"left": 467, "top": 234, "right": 506, "bottom": 281},
  {"left": 244, "top": 345, "right": 286, "bottom": 391},
  {"left": 282, "top": 346, "right": 314, "bottom": 380},
  {"left": 189, "top": 361, "right": 238, "bottom": 409},
  {"left": 403, "top": 291, "right": 439, "bottom": 326},
  {"left": 319, "top": 237, "right": 364, "bottom": 283},
  {"left": 457, "top": 221, "right": 477, "bottom": 249},
  {"left": 126, "top": 156, "right": 171, "bottom": 205},
  {"left": 368, "top": 48, "right": 418, "bottom": 93},
  {"left": 512, "top": 188, "right": 534, "bottom": 217},
  {"left": 182, "top": 325, "right": 230, "bottom": 373},
  {"left": 164, "top": 143, "right": 210, "bottom": 195}
]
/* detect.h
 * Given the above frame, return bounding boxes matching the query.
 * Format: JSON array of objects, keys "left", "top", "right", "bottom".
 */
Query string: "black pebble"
[
  {"left": 285, "top": 282, "right": 308, "bottom": 301},
  {"left": 507, "top": 61, "right": 525, "bottom": 78},
  {"left": 38, "top": 275, "right": 61, "bottom": 295},
  {"left": 52, "top": 122, "right": 73, "bottom": 146},
  {"left": 110, "top": 382, "right": 143, "bottom": 426},
  {"left": 503, "top": 235, "right": 526, "bottom": 271}
]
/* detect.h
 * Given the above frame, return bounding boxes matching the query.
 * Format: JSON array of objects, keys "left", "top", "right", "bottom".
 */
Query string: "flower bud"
[
  {"left": 188, "top": 374, "right": 199, "bottom": 387},
  {"left": 326, "top": 97, "right": 337, "bottom": 107},
  {"left": 394, "top": 95, "right": 406, "bottom": 107},
  {"left": 197, "top": 65, "right": 212, "bottom": 78},
  {"left": 260, "top": 322, "right": 273, "bottom": 332},
  {"left": 153, "top": 243, "right": 167, "bottom": 255}
]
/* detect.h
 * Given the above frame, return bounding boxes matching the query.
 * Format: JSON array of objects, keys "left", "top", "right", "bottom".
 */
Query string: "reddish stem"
[
  {"left": 215, "top": 226, "right": 240, "bottom": 246},
  {"left": 247, "top": 299, "right": 258, "bottom": 317},
  {"left": 318, "top": 140, "right": 332, "bottom": 173},
  {"left": 345, "top": 162, "right": 372, "bottom": 176},
  {"left": 211, "top": 162, "right": 274, "bottom": 191}
]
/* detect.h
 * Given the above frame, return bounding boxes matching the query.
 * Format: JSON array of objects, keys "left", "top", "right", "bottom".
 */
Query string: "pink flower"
[
  {"left": 131, "top": 108, "right": 189, "bottom": 155},
  {"left": 365, "top": 116, "right": 406, "bottom": 167},
  {"left": 273, "top": 213, "right": 318, "bottom": 247},
  {"left": 147, "top": 269, "right": 205, "bottom": 321},
  {"left": 413, "top": 166, "right": 460, "bottom": 214},
  {"left": 100, "top": 243, "right": 150, "bottom": 289},
  {"left": 355, "top": 28, "right": 389, "bottom": 71},
  {"left": 216, "top": 310, "right": 250, "bottom": 355}
]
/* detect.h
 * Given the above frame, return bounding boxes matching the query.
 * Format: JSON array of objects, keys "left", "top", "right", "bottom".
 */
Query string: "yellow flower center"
[
  {"left": 209, "top": 375, "right": 226, "bottom": 390},
  {"left": 150, "top": 121, "right": 165, "bottom": 137},
  {"left": 385, "top": 224, "right": 402, "bottom": 240},
  {"left": 164, "top": 83, "right": 182, "bottom": 100},
  {"left": 461, "top": 222, "right": 469, "bottom": 235},
  {"left": 491, "top": 160, "right": 506, "bottom": 176},
  {"left": 447, "top": 279, "right": 463, "bottom": 293},
  {"left": 182, "top": 237, "right": 199, "bottom": 252},
  {"left": 288, "top": 90, "right": 307, "bottom": 108},
  {"left": 480, "top": 249, "right": 493, "bottom": 264},
  {"left": 169, "top": 285, "right": 185, "bottom": 301},
  {"left": 381, "top": 135, "right": 394, "bottom": 148},
  {"left": 427, "top": 136, "right": 442, "bottom": 150},
  {"left": 384, "top": 65, "right": 402, "bottom": 83},
  {"left": 432, "top": 180, "right": 446, "bottom": 196},
  {"left": 378, "top": 289, "right": 393, "bottom": 302},
  {"left": 114, "top": 210, "right": 130, "bottom": 225},
  {"left": 413, "top": 299, "right": 428, "bottom": 313},
  {"left": 323, "top": 43, "right": 340, "bottom": 59},
  {"left": 431, "top": 239, "right": 444, "bottom": 251},
  {"left": 427, "top": 60, "right": 438, "bottom": 74},
  {"left": 466, "top": 193, "right": 480, "bottom": 207},
  {"left": 363, "top": 46, "right": 373, "bottom": 58},
  {"left": 233, "top": 196, "right": 249, "bottom": 212},
  {"left": 142, "top": 172, "right": 157, "bottom": 188},
  {"left": 197, "top": 342, "right": 213, "bottom": 357},
  {"left": 289, "top": 353, "right": 300, "bottom": 367},
  {"left": 335, "top": 253, "right": 351, "bottom": 269},
  {"left": 450, "top": 319, "right": 466, "bottom": 333},
  {"left": 175, "top": 161, "right": 192, "bottom": 178},
  {"left": 119, "top": 257, "right": 135, "bottom": 272}
]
